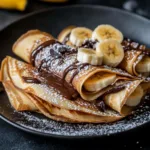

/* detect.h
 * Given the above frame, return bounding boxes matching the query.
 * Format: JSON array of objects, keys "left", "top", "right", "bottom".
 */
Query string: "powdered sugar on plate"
[{"left": 12, "top": 94, "right": 150, "bottom": 137}]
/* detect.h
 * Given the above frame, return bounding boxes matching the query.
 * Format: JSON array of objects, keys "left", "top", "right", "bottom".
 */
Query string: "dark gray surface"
[{"left": 0, "top": 1, "right": 150, "bottom": 150}]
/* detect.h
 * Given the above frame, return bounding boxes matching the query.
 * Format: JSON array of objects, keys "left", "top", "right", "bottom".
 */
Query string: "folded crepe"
[
  {"left": 58, "top": 26, "right": 150, "bottom": 78},
  {"left": 12, "top": 30, "right": 140, "bottom": 102},
  {"left": 10, "top": 30, "right": 150, "bottom": 116},
  {"left": 1, "top": 56, "right": 125, "bottom": 123},
  {"left": 120, "top": 39, "right": 150, "bottom": 77}
]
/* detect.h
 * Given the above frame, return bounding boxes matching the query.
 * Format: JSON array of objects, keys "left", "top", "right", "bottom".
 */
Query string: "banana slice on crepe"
[
  {"left": 125, "top": 85, "right": 144, "bottom": 107},
  {"left": 92, "top": 24, "right": 123, "bottom": 43},
  {"left": 84, "top": 73, "right": 116, "bottom": 92},
  {"left": 136, "top": 56, "right": 150, "bottom": 73},
  {"left": 77, "top": 47, "right": 103, "bottom": 65},
  {"left": 70, "top": 27, "right": 92, "bottom": 46},
  {"left": 96, "top": 39, "right": 124, "bottom": 67}
]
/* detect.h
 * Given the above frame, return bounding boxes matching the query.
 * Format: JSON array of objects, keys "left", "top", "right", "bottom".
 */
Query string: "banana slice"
[
  {"left": 84, "top": 73, "right": 116, "bottom": 92},
  {"left": 92, "top": 24, "right": 123, "bottom": 43},
  {"left": 70, "top": 27, "right": 92, "bottom": 46},
  {"left": 126, "top": 85, "right": 143, "bottom": 107},
  {"left": 77, "top": 48, "right": 103, "bottom": 65},
  {"left": 96, "top": 39, "right": 124, "bottom": 67},
  {"left": 136, "top": 56, "right": 150, "bottom": 73}
]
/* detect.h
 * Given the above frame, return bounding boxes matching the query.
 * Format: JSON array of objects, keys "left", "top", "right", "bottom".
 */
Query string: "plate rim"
[{"left": 0, "top": 4, "right": 150, "bottom": 138}]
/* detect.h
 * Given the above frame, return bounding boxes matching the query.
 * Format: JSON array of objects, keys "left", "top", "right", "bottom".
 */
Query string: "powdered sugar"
[{"left": 13, "top": 94, "right": 150, "bottom": 137}]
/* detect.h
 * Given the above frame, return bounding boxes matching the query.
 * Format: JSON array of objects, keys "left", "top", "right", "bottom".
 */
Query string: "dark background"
[{"left": 0, "top": 0, "right": 150, "bottom": 150}]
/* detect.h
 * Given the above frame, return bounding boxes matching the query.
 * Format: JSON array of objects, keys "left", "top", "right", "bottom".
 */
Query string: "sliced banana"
[
  {"left": 77, "top": 48, "right": 103, "bottom": 65},
  {"left": 92, "top": 24, "right": 123, "bottom": 43},
  {"left": 70, "top": 27, "right": 92, "bottom": 46},
  {"left": 84, "top": 73, "right": 116, "bottom": 92},
  {"left": 96, "top": 39, "right": 124, "bottom": 67},
  {"left": 126, "top": 85, "right": 143, "bottom": 107},
  {"left": 136, "top": 56, "right": 150, "bottom": 73}
]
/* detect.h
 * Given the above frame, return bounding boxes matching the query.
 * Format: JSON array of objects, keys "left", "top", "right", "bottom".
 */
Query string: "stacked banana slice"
[{"left": 58, "top": 24, "right": 124, "bottom": 67}]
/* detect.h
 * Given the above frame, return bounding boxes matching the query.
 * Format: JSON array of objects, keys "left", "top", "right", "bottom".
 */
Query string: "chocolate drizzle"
[
  {"left": 30, "top": 39, "right": 81, "bottom": 99},
  {"left": 122, "top": 38, "right": 150, "bottom": 56},
  {"left": 96, "top": 85, "right": 126, "bottom": 112},
  {"left": 103, "top": 85, "right": 126, "bottom": 97},
  {"left": 80, "top": 39, "right": 98, "bottom": 49},
  {"left": 63, "top": 62, "right": 89, "bottom": 84},
  {"left": 31, "top": 40, "right": 60, "bottom": 66},
  {"left": 39, "top": 71, "right": 78, "bottom": 100}
]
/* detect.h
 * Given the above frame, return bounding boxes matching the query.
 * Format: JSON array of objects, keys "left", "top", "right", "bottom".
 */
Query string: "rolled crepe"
[
  {"left": 119, "top": 49, "right": 146, "bottom": 77},
  {"left": 2, "top": 56, "right": 148, "bottom": 119},
  {"left": 1, "top": 56, "right": 125, "bottom": 123},
  {"left": 13, "top": 30, "right": 139, "bottom": 102},
  {"left": 119, "top": 38, "right": 150, "bottom": 77}
]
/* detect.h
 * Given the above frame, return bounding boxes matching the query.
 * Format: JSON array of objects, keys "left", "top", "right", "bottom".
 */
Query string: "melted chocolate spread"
[
  {"left": 80, "top": 39, "right": 98, "bottom": 49},
  {"left": 103, "top": 85, "right": 126, "bottom": 97},
  {"left": 30, "top": 40, "right": 83, "bottom": 100},
  {"left": 96, "top": 85, "right": 126, "bottom": 112}
]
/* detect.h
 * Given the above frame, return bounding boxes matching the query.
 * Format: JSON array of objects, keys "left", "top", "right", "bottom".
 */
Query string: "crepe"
[
  {"left": 10, "top": 30, "right": 149, "bottom": 116},
  {"left": 12, "top": 30, "right": 139, "bottom": 101},
  {"left": 1, "top": 56, "right": 126, "bottom": 123}
]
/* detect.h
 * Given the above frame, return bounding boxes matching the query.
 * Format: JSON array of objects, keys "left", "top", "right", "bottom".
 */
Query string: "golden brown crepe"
[
  {"left": 11, "top": 30, "right": 149, "bottom": 116},
  {"left": 1, "top": 56, "right": 125, "bottom": 123},
  {"left": 12, "top": 30, "right": 140, "bottom": 102},
  {"left": 1, "top": 29, "right": 149, "bottom": 123},
  {"left": 119, "top": 50, "right": 145, "bottom": 76}
]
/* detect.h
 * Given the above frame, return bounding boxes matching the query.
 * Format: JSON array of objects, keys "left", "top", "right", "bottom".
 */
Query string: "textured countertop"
[{"left": 0, "top": 1, "right": 150, "bottom": 150}]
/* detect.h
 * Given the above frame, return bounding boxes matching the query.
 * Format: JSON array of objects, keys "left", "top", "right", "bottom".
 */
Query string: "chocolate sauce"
[
  {"left": 62, "top": 33, "right": 71, "bottom": 44},
  {"left": 62, "top": 62, "right": 89, "bottom": 84},
  {"left": 103, "top": 85, "right": 126, "bottom": 97},
  {"left": 31, "top": 40, "right": 60, "bottom": 66},
  {"left": 30, "top": 39, "right": 80, "bottom": 99},
  {"left": 69, "top": 63, "right": 89, "bottom": 83},
  {"left": 80, "top": 39, "right": 98, "bottom": 49},
  {"left": 22, "top": 77, "right": 41, "bottom": 84},
  {"left": 95, "top": 85, "right": 125, "bottom": 112},
  {"left": 39, "top": 71, "right": 78, "bottom": 100},
  {"left": 122, "top": 38, "right": 150, "bottom": 56}
]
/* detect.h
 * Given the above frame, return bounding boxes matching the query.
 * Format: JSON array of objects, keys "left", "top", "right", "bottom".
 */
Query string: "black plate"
[{"left": 1, "top": 5, "right": 150, "bottom": 138}]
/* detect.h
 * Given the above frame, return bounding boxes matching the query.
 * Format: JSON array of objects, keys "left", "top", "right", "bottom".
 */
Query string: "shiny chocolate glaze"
[
  {"left": 30, "top": 40, "right": 80, "bottom": 99},
  {"left": 39, "top": 70, "right": 78, "bottom": 100},
  {"left": 103, "top": 85, "right": 126, "bottom": 97},
  {"left": 63, "top": 62, "right": 89, "bottom": 84},
  {"left": 80, "top": 39, "right": 98, "bottom": 49}
]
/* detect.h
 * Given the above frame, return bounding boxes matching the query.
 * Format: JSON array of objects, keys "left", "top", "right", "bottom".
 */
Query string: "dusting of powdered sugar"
[{"left": 12, "top": 94, "right": 150, "bottom": 137}]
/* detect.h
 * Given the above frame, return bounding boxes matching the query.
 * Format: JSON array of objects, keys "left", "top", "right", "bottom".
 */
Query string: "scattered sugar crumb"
[{"left": 13, "top": 94, "right": 150, "bottom": 137}]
